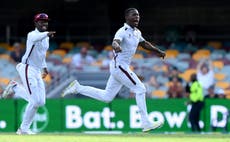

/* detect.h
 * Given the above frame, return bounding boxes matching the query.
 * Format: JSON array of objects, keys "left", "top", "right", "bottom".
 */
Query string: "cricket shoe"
[
  {"left": 2, "top": 80, "right": 17, "bottom": 99},
  {"left": 61, "top": 80, "right": 80, "bottom": 97},
  {"left": 16, "top": 128, "right": 36, "bottom": 135},
  {"left": 142, "top": 120, "right": 164, "bottom": 132}
]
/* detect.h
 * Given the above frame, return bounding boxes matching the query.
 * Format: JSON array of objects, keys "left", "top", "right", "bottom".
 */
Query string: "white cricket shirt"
[
  {"left": 113, "top": 23, "right": 145, "bottom": 65},
  {"left": 197, "top": 70, "right": 214, "bottom": 89},
  {"left": 21, "top": 28, "right": 49, "bottom": 70}
]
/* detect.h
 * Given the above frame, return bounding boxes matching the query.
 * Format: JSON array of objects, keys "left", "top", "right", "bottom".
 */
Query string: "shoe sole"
[
  {"left": 16, "top": 132, "right": 35, "bottom": 135},
  {"left": 2, "top": 83, "right": 16, "bottom": 98},
  {"left": 16, "top": 129, "right": 35, "bottom": 135},
  {"left": 142, "top": 121, "right": 164, "bottom": 132},
  {"left": 61, "top": 81, "right": 77, "bottom": 97},
  {"left": 2, "top": 91, "right": 10, "bottom": 99}
]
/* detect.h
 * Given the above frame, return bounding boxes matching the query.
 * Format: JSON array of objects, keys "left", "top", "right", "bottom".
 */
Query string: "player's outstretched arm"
[
  {"left": 139, "top": 41, "right": 165, "bottom": 59},
  {"left": 196, "top": 58, "right": 206, "bottom": 71},
  {"left": 29, "top": 31, "right": 56, "bottom": 42},
  {"left": 47, "top": 31, "right": 56, "bottom": 38}
]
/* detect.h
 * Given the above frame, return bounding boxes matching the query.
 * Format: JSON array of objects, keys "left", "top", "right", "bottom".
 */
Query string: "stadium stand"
[
  {"left": 47, "top": 39, "right": 230, "bottom": 99},
  {"left": 1, "top": 38, "right": 230, "bottom": 100}
]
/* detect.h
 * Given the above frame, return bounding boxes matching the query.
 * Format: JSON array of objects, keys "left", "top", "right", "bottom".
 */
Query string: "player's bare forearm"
[
  {"left": 139, "top": 41, "right": 166, "bottom": 58},
  {"left": 112, "top": 39, "right": 122, "bottom": 53},
  {"left": 139, "top": 41, "right": 161, "bottom": 52}
]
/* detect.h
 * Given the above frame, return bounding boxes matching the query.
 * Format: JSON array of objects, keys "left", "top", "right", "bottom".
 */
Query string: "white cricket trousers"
[
  {"left": 77, "top": 61, "right": 150, "bottom": 127},
  {"left": 14, "top": 63, "right": 46, "bottom": 131}
]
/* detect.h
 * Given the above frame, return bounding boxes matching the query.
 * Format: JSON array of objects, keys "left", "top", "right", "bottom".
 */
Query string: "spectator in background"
[
  {"left": 144, "top": 75, "right": 160, "bottom": 98},
  {"left": 117, "top": 86, "right": 132, "bottom": 99},
  {"left": 167, "top": 76, "right": 185, "bottom": 98},
  {"left": 216, "top": 88, "right": 226, "bottom": 99},
  {"left": 168, "top": 66, "right": 183, "bottom": 83},
  {"left": 197, "top": 58, "right": 214, "bottom": 97},
  {"left": 71, "top": 46, "right": 95, "bottom": 68},
  {"left": 187, "top": 73, "right": 204, "bottom": 132},
  {"left": 205, "top": 85, "right": 218, "bottom": 99},
  {"left": 10, "top": 42, "right": 25, "bottom": 64},
  {"left": 102, "top": 51, "right": 114, "bottom": 69}
]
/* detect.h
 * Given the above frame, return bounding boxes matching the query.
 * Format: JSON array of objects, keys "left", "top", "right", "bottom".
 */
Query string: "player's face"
[
  {"left": 126, "top": 9, "right": 140, "bottom": 28},
  {"left": 35, "top": 20, "right": 48, "bottom": 32}
]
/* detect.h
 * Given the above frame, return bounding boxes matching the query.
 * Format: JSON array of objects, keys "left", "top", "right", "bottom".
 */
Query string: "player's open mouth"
[
  {"left": 134, "top": 19, "right": 139, "bottom": 22},
  {"left": 133, "top": 20, "right": 139, "bottom": 25}
]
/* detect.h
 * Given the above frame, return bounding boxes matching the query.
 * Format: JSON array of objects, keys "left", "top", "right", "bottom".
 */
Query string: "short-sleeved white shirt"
[
  {"left": 113, "top": 23, "right": 145, "bottom": 65},
  {"left": 197, "top": 70, "right": 214, "bottom": 89},
  {"left": 71, "top": 54, "right": 95, "bottom": 67}
]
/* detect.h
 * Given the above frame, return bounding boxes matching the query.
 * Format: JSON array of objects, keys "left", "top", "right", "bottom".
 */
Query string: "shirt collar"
[
  {"left": 35, "top": 28, "right": 40, "bottom": 33},
  {"left": 124, "top": 23, "right": 136, "bottom": 31}
]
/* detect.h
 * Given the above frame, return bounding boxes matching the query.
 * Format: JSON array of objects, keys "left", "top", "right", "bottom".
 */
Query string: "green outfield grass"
[{"left": 0, "top": 133, "right": 230, "bottom": 142}]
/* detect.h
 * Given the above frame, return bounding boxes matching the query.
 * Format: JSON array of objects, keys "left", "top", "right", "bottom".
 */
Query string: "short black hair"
[
  {"left": 190, "top": 73, "right": 197, "bottom": 82},
  {"left": 125, "top": 8, "right": 137, "bottom": 16}
]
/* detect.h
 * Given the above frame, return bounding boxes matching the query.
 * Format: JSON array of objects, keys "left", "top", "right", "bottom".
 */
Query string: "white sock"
[
  {"left": 135, "top": 93, "right": 149, "bottom": 127},
  {"left": 20, "top": 103, "right": 38, "bottom": 131}
]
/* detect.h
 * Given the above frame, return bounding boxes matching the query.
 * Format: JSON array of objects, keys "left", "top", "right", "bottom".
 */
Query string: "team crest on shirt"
[{"left": 133, "top": 31, "right": 138, "bottom": 37}]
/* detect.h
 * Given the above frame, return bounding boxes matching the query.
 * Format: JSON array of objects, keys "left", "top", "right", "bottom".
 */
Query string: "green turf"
[{"left": 0, "top": 133, "right": 230, "bottom": 142}]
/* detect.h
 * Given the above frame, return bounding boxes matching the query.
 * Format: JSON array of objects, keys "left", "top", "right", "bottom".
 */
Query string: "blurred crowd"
[{"left": 0, "top": 38, "right": 230, "bottom": 100}]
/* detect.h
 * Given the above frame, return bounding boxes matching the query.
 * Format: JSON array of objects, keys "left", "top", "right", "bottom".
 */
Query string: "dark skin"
[
  {"left": 112, "top": 9, "right": 165, "bottom": 59},
  {"left": 35, "top": 20, "right": 56, "bottom": 78}
]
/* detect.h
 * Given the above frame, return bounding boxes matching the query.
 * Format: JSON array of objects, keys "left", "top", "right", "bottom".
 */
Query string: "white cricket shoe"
[
  {"left": 16, "top": 128, "right": 36, "bottom": 135},
  {"left": 142, "top": 121, "right": 164, "bottom": 132},
  {"left": 2, "top": 80, "right": 17, "bottom": 99},
  {"left": 61, "top": 80, "right": 80, "bottom": 97}
]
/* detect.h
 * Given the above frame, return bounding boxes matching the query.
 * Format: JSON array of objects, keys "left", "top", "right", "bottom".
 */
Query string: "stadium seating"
[
  {"left": 215, "top": 82, "right": 230, "bottom": 90},
  {"left": 52, "top": 49, "right": 67, "bottom": 58},
  {"left": 224, "top": 89, "right": 230, "bottom": 99},
  {"left": 1, "top": 39, "right": 230, "bottom": 100},
  {"left": 212, "top": 60, "right": 224, "bottom": 70},
  {"left": 180, "top": 69, "right": 196, "bottom": 82},
  {"left": 207, "top": 41, "right": 222, "bottom": 49},
  {"left": 192, "top": 49, "right": 210, "bottom": 61},
  {"left": 0, "top": 54, "right": 11, "bottom": 61},
  {"left": 0, "top": 77, "right": 10, "bottom": 86},
  {"left": 59, "top": 42, "right": 74, "bottom": 50},
  {"left": 176, "top": 53, "right": 191, "bottom": 60},
  {"left": 137, "top": 46, "right": 151, "bottom": 55},
  {"left": 76, "top": 42, "right": 91, "bottom": 48},
  {"left": 0, "top": 43, "right": 11, "bottom": 50},
  {"left": 210, "top": 50, "right": 225, "bottom": 60},
  {"left": 165, "top": 49, "right": 179, "bottom": 58},
  {"left": 104, "top": 45, "right": 113, "bottom": 51},
  {"left": 62, "top": 57, "right": 72, "bottom": 64},
  {"left": 133, "top": 53, "right": 144, "bottom": 59},
  {"left": 151, "top": 90, "right": 167, "bottom": 98},
  {"left": 214, "top": 73, "right": 226, "bottom": 81}
]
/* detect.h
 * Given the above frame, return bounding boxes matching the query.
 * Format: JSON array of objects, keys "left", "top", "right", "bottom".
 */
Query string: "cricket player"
[
  {"left": 62, "top": 8, "right": 165, "bottom": 132},
  {"left": 2, "top": 13, "right": 55, "bottom": 134}
]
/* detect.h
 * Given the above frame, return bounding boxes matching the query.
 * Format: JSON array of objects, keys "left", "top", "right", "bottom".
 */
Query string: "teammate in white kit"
[
  {"left": 2, "top": 13, "right": 55, "bottom": 134},
  {"left": 62, "top": 8, "right": 165, "bottom": 132}
]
